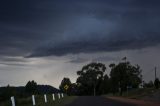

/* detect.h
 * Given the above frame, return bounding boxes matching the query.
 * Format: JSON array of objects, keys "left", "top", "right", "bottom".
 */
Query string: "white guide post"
[
  {"left": 52, "top": 94, "right": 55, "bottom": 101},
  {"left": 58, "top": 93, "right": 61, "bottom": 99},
  {"left": 11, "top": 96, "right": 16, "bottom": 106},
  {"left": 32, "top": 95, "right": 36, "bottom": 106},
  {"left": 44, "top": 94, "right": 47, "bottom": 103},
  {"left": 61, "top": 93, "right": 64, "bottom": 98}
]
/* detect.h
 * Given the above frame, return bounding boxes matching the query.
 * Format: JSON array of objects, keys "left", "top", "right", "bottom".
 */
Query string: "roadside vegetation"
[
  {"left": 106, "top": 88, "right": 160, "bottom": 99},
  {"left": 59, "top": 57, "right": 160, "bottom": 96},
  {"left": 0, "top": 80, "right": 78, "bottom": 106}
]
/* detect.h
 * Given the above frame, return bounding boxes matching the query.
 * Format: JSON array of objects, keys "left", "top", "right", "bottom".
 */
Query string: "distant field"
[{"left": 0, "top": 94, "right": 77, "bottom": 106}]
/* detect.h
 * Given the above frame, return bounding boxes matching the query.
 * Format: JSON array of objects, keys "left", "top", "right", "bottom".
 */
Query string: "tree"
[
  {"left": 59, "top": 78, "right": 72, "bottom": 95},
  {"left": 25, "top": 80, "right": 38, "bottom": 94},
  {"left": 69, "top": 83, "right": 78, "bottom": 95},
  {"left": 154, "top": 78, "right": 160, "bottom": 89},
  {"left": 109, "top": 60, "right": 142, "bottom": 95},
  {"left": 76, "top": 62, "right": 106, "bottom": 96},
  {"left": 0, "top": 85, "right": 16, "bottom": 100},
  {"left": 98, "top": 74, "right": 110, "bottom": 94},
  {"left": 144, "top": 81, "right": 154, "bottom": 88}
]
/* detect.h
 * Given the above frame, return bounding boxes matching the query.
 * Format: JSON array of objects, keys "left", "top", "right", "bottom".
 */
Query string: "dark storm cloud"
[{"left": 0, "top": 0, "right": 160, "bottom": 58}]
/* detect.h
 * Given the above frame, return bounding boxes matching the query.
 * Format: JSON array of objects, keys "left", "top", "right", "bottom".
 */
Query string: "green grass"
[{"left": 0, "top": 94, "right": 77, "bottom": 106}]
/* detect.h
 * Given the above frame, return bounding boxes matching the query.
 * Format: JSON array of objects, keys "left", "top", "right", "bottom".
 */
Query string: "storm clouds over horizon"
[{"left": 0, "top": 0, "right": 160, "bottom": 87}]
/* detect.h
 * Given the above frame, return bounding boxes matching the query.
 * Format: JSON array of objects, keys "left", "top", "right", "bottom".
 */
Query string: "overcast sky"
[{"left": 0, "top": 0, "right": 160, "bottom": 88}]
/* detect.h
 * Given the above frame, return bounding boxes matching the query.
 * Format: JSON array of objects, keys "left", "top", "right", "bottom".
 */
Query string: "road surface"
[{"left": 67, "top": 96, "right": 135, "bottom": 106}]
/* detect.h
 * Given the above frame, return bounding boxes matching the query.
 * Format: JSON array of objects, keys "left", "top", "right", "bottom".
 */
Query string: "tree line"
[{"left": 59, "top": 57, "right": 160, "bottom": 96}]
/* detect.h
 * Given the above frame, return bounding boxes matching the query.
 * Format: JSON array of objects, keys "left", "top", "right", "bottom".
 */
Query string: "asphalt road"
[{"left": 67, "top": 96, "right": 135, "bottom": 106}]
